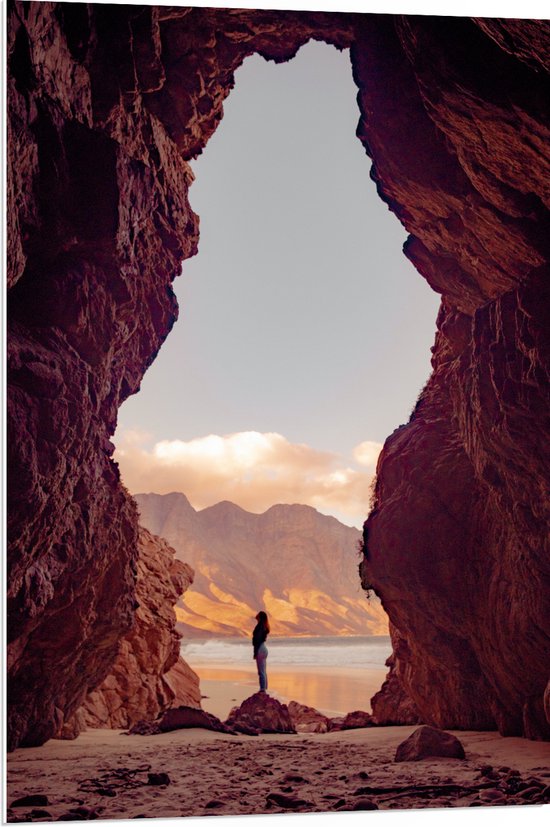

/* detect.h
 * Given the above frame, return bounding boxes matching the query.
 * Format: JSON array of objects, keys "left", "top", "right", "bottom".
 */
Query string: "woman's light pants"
[{"left": 256, "top": 643, "right": 268, "bottom": 691}]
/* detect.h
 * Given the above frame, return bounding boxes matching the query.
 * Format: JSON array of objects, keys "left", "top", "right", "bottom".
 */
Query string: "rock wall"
[
  {"left": 357, "top": 17, "right": 550, "bottom": 738},
  {"left": 7, "top": 1, "right": 355, "bottom": 751},
  {"left": 58, "top": 527, "right": 200, "bottom": 738},
  {"left": 7, "top": 3, "right": 550, "bottom": 747}
]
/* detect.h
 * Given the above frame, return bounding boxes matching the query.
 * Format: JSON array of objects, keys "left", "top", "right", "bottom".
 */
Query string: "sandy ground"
[{"left": 6, "top": 719, "right": 550, "bottom": 824}]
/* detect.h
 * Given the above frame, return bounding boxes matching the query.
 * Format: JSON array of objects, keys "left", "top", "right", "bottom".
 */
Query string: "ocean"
[
  {"left": 180, "top": 635, "right": 392, "bottom": 717},
  {"left": 181, "top": 635, "right": 392, "bottom": 670}
]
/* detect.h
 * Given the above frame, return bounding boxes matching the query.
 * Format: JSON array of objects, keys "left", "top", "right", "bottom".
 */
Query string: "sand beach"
[{"left": 7, "top": 706, "right": 550, "bottom": 824}]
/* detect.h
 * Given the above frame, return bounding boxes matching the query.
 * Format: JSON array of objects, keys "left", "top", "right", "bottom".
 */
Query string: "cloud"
[
  {"left": 114, "top": 430, "right": 379, "bottom": 528},
  {"left": 352, "top": 440, "right": 383, "bottom": 468}
]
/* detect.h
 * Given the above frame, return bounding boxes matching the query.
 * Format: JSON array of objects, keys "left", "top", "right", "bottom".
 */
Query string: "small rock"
[
  {"left": 518, "top": 786, "right": 543, "bottom": 800},
  {"left": 96, "top": 789, "right": 116, "bottom": 797},
  {"left": 351, "top": 798, "right": 379, "bottom": 811},
  {"left": 329, "top": 710, "right": 373, "bottom": 731},
  {"left": 204, "top": 800, "right": 224, "bottom": 809},
  {"left": 147, "top": 772, "right": 170, "bottom": 786},
  {"left": 11, "top": 796, "right": 49, "bottom": 808},
  {"left": 266, "top": 793, "right": 311, "bottom": 810},
  {"left": 283, "top": 773, "right": 306, "bottom": 783},
  {"left": 479, "top": 789, "right": 507, "bottom": 803},
  {"left": 498, "top": 766, "right": 511, "bottom": 773},
  {"left": 28, "top": 811, "right": 52, "bottom": 819},
  {"left": 67, "top": 807, "right": 98, "bottom": 820}
]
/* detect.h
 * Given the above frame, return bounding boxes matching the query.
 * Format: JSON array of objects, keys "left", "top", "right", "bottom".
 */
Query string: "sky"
[{"left": 114, "top": 39, "right": 441, "bottom": 528}]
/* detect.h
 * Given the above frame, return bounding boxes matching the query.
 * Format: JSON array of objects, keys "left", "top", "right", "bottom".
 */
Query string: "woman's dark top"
[{"left": 252, "top": 623, "right": 268, "bottom": 657}]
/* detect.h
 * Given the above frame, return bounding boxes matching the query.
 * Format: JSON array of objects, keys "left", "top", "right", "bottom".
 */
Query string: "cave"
[{"left": 7, "top": 2, "right": 550, "bottom": 752}]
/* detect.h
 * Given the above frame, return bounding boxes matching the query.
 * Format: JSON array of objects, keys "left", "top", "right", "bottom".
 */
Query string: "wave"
[{"left": 180, "top": 635, "right": 392, "bottom": 669}]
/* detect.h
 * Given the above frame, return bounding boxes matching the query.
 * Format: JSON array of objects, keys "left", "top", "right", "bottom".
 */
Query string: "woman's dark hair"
[{"left": 255, "top": 611, "right": 270, "bottom": 633}]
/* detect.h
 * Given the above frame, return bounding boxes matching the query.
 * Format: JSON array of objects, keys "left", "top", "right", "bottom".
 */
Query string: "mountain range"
[{"left": 134, "top": 492, "right": 388, "bottom": 638}]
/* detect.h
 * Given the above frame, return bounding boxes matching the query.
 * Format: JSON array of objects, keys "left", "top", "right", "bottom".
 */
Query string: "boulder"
[
  {"left": 287, "top": 701, "right": 330, "bottom": 733},
  {"left": 394, "top": 725, "right": 466, "bottom": 762},
  {"left": 225, "top": 692, "right": 296, "bottom": 734}
]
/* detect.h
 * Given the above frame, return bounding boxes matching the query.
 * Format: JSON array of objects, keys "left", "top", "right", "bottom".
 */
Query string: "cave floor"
[{"left": 6, "top": 725, "right": 550, "bottom": 821}]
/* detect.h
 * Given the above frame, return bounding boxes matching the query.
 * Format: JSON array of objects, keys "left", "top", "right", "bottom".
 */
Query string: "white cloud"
[
  {"left": 115, "top": 429, "right": 379, "bottom": 528},
  {"left": 352, "top": 440, "right": 383, "bottom": 468}
]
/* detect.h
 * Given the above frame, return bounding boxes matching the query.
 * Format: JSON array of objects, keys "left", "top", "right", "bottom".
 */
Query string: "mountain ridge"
[{"left": 134, "top": 492, "right": 387, "bottom": 638}]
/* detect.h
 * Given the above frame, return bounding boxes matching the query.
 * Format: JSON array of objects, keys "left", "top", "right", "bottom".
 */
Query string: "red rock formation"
[
  {"left": 72, "top": 527, "right": 200, "bottom": 734},
  {"left": 358, "top": 17, "right": 550, "bottom": 740},
  {"left": 7, "top": 1, "right": 356, "bottom": 751},
  {"left": 7, "top": 5, "right": 550, "bottom": 747}
]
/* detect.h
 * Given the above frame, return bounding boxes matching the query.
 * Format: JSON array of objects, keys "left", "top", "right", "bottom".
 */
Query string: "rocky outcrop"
[
  {"left": 369, "top": 628, "right": 422, "bottom": 726},
  {"left": 226, "top": 692, "right": 297, "bottom": 734},
  {"left": 135, "top": 493, "right": 387, "bottom": 638},
  {"left": 61, "top": 527, "right": 200, "bottom": 736},
  {"left": 7, "top": 4, "right": 550, "bottom": 747},
  {"left": 130, "top": 705, "right": 235, "bottom": 736},
  {"left": 7, "top": 1, "right": 356, "bottom": 751},
  {"left": 358, "top": 17, "right": 550, "bottom": 739}
]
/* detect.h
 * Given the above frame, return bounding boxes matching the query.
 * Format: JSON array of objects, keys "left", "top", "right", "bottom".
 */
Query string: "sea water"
[
  {"left": 180, "top": 635, "right": 392, "bottom": 670},
  {"left": 180, "top": 636, "right": 392, "bottom": 717}
]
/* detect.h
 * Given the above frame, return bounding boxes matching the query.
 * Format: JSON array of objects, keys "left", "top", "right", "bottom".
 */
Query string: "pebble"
[
  {"left": 351, "top": 798, "right": 379, "bottom": 811},
  {"left": 147, "top": 773, "right": 170, "bottom": 786},
  {"left": 337, "top": 798, "right": 379, "bottom": 811},
  {"left": 283, "top": 773, "right": 306, "bottom": 783},
  {"left": 517, "top": 786, "right": 542, "bottom": 800},
  {"left": 479, "top": 789, "right": 507, "bottom": 803},
  {"left": 266, "top": 793, "right": 311, "bottom": 809}
]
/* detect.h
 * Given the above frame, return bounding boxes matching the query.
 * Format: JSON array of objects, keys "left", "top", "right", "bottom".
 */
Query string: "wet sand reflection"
[{"left": 194, "top": 665, "right": 386, "bottom": 719}]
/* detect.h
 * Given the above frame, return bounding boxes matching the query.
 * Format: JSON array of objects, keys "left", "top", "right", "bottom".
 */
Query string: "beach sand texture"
[{"left": 7, "top": 720, "right": 550, "bottom": 821}]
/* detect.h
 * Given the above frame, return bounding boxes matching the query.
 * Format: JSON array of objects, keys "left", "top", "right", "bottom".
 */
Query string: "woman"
[{"left": 252, "top": 611, "right": 270, "bottom": 692}]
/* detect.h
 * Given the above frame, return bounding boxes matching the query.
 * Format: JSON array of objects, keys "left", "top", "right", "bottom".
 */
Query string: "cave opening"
[
  {"left": 8, "top": 3, "right": 550, "bottom": 754},
  {"left": 113, "top": 39, "right": 440, "bottom": 718}
]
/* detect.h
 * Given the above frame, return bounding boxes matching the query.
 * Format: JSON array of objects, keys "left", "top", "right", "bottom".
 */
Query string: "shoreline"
[{"left": 190, "top": 663, "right": 388, "bottom": 719}]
